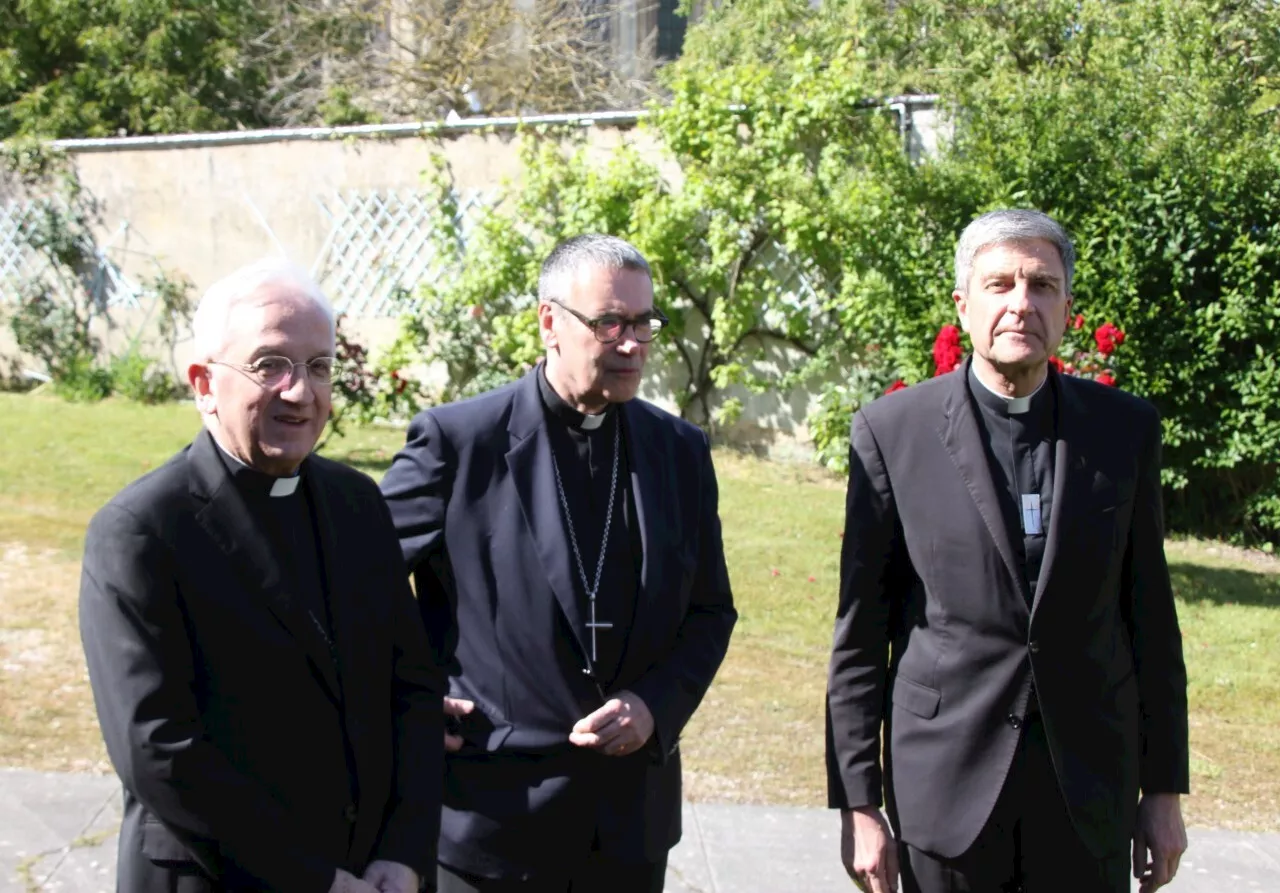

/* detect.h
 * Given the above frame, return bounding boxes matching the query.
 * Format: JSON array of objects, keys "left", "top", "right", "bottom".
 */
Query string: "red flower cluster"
[
  {"left": 1094, "top": 322, "right": 1125, "bottom": 357},
  {"left": 885, "top": 379, "right": 908, "bottom": 394},
  {"left": 1050, "top": 314, "right": 1125, "bottom": 387},
  {"left": 933, "top": 324, "right": 963, "bottom": 376}
]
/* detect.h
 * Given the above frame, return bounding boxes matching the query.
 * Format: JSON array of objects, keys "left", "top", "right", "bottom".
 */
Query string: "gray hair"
[
  {"left": 954, "top": 209, "right": 1076, "bottom": 294},
  {"left": 538, "top": 234, "right": 652, "bottom": 305},
  {"left": 191, "top": 258, "right": 336, "bottom": 360}
]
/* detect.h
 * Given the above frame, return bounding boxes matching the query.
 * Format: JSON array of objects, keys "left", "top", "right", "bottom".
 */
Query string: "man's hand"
[
  {"left": 840, "top": 807, "right": 898, "bottom": 893},
  {"left": 362, "top": 860, "right": 418, "bottom": 893},
  {"left": 330, "top": 869, "right": 380, "bottom": 893},
  {"left": 569, "top": 690, "right": 654, "bottom": 756},
  {"left": 1133, "top": 793, "right": 1187, "bottom": 893},
  {"left": 444, "top": 697, "right": 474, "bottom": 753}
]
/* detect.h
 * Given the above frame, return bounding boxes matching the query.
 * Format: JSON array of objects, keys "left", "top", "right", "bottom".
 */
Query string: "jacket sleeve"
[
  {"left": 1121, "top": 409, "right": 1190, "bottom": 795},
  {"left": 627, "top": 430, "right": 737, "bottom": 757},
  {"left": 826, "top": 410, "right": 900, "bottom": 810},
  {"left": 78, "top": 503, "right": 337, "bottom": 893},
  {"left": 380, "top": 411, "right": 459, "bottom": 673},
  {"left": 370, "top": 493, "right": 447, "bottom": 876}
]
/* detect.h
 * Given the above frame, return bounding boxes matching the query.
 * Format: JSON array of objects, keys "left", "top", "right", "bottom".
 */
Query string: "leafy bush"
[
  {"left": 2, "top": 142, "right": 194, "bottom": 406},
  {"left": 675, "top": 0, "right": 1280, "bottom": 543},
  {"left": 108, "top": 352, "right": 186, "bottom": 405}
]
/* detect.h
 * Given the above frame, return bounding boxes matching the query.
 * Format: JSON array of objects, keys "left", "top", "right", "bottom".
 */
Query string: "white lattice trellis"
[
  {"left": 0, "top": 199, "right": 147, "bottom": 311},
  {"left": 0, "top": 200, "right": 51, "bottom": 302},
  {"left": 312, "top": 189, "right": 494, "bottom": 318}
]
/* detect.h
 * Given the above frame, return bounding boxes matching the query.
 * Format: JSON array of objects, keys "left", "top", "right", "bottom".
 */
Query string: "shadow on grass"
[{"left": 1169, "top": 561, "right": 1280, "bottom": 609}]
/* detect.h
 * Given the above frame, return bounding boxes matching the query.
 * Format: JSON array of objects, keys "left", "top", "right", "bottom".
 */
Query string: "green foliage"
[
  {"left": 384, "top": 145, "right": 657, "bottom": 405},
  {"left": 398, "top": 46, "right": 908, "bottom": 425},
  {"left": 325, "top": 314, "right": 424, "bottom": 442},
  {"left": 671, "top": 0, "right": 1280, "bottom": 543},
  {"left": 107, "top": 350, "right": 184, "bottom": 404},
  {"left": 0, "top": 0, "right": 273, "bottom": 139},
  {"left": 2, "top": 141, "right": 193, "bottom": 404}
]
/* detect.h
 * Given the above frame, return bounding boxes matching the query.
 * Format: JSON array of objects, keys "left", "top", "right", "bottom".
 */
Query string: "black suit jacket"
[
  {"left": 380, "top": 367, "right": 736, "bottom": 878},
  {"left": 80, "top": 429, "right": 445, "bottom": 893},
  {"left": 826, "top": 360, "right": 1189, "bottom": 859}
]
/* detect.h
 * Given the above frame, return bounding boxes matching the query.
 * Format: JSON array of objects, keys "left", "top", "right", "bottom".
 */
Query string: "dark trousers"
[
  {"left": 437, "top": 853, "right": 668, "bottom": 893},
  {"left": 900, "top": 711, "right": 1129, "bottom": 893}
]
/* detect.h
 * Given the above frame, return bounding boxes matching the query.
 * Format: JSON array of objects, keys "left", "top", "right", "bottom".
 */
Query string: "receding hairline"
[
  {"left": 192, "top": 259, "right": 335, "bottom": 360},
  {"left": 538, "top": 234, "right": 652, "bottom": 309},
  {"left": 962, "top": 237, "right": 1069, "bottom": 283},
  {"left": 953, "top": 209, "right": 1076, "bottom": 295}
]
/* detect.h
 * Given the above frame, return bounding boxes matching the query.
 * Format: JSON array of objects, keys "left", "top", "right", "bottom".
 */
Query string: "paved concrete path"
[{"left": 4, "top": 768, "right": 1278, "bottom": 892}]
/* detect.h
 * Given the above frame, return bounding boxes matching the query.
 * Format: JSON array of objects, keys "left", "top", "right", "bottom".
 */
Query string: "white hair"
[
  {"left": 191, "top": 258, "right": 336, "bottom": 360},
  {"left": 954, "top": 209, "right": 1076, "bottom": 294}
]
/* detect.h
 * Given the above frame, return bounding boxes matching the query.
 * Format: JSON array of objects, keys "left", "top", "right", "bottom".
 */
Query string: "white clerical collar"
[
  {"left": 212, "top": 437, "right": 302, "bottom": 497},
  {"left": 269, "top": 476, "right": 300, "bottom": 496},
  {"left": 580, "top": 411, "right": 606, "bottom": 431},
  {"left": 972, "top": 369, "right": 1047, "bottom": 415}
]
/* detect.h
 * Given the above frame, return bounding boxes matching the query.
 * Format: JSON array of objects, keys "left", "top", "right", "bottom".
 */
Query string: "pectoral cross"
[{"left": 586, "top": 599, "right": 613, "bottom": 663}]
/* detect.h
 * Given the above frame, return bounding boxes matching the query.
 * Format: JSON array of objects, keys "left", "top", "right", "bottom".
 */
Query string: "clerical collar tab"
[
  {"left": 580, "top": 412, "right": 606, "bottom": 431},
  {"left": 270, "top": 476, "right": 301, "bottom": 497},
  {"left": 970, "top": 364, "right": 1045, "bottom": 414}
]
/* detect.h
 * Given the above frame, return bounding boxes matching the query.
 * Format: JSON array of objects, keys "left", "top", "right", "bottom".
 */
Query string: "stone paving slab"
[{"left": 4, "top": 769, "right": 1278, "bottom": 892}]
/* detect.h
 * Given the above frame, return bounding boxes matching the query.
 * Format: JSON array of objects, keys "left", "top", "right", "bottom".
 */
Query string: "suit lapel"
[
  {"left": 623, "top": 401, "right": 663, "bottom": 608},
  {"left": 188, "top": 431, "right": 342, "bottom": 701},
  {"left": 936, "top": 362, "right": 1027, "bottom": 603},
  {"left": 303, "top": 466, "right": 352, "bottom": 703},
  {"left": 506, "top": 370, "right": 594, "bottom": 670},
  {"left": 1031, "top": 372, "right": 1087, "bottom": 615},
  {"left": 615, "top": 400, "right": 666, "bottom": 683}
]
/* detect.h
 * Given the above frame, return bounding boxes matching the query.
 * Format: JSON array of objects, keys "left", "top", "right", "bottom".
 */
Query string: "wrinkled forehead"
[
  {"left": 971, "top": 238, "right": 1067, "bottom": 277},
  {"left": 223, "top": 288, "right": 336, "bottom": 353},
  {"left": 563, "top": 264, "right": 654, "bottom": 314}
]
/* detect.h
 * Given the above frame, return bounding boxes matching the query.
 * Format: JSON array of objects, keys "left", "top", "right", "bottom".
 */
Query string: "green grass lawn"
[{"left": 1, "top": 392, "right": 1277, "bottom": 830}]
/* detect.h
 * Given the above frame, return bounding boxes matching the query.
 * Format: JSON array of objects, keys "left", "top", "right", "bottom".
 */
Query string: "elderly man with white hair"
[{"left": 79, "top": 258, "right": 445, "bottom": 893}]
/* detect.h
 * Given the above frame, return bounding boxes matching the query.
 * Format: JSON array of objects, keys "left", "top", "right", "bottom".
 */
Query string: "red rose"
[
  {"left": 1048, "top": 356, "right": 1065, "bottom": 373},
  {"left": 1096, "top": 372, "right": 1116, "bottom": 387},
  {"left": 1074, "top": 314, "right": 1085, "bottom": 330},
  {"left": 933, "top": 324, "right": 964, "bottom": 376},
  {"left": 1094, "top": 322, "right": 1125, "bottom": 357},
  {"left": 885, "top": 379, "right": 908, "bottom": 394}
]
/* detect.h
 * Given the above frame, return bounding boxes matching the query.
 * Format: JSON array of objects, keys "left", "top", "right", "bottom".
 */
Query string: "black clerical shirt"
[
  {"left": 215, "top": 446, "right": 337, "bottom": 675},
  {"left": 537, "top": 366, "right": 641, "bottom": 689},
  {"left": 967, "top": 363, "right": 1057, "bottom": 604}
]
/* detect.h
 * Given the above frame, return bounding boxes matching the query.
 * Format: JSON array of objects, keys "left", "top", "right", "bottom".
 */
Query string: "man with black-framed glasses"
[
  {"left": 382, "top": 234, "right": 737, "bottom": 892},
  {"left": 80, "top": 258, "right": 445, "bottom": 893}
]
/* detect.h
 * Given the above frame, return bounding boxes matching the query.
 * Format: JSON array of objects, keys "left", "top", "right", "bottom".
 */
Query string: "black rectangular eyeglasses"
[{"left": 549, "top": 299, "right": 669, "bottom": 344}]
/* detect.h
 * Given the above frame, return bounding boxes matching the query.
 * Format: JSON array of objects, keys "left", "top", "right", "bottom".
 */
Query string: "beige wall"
[
  {"left": 65, "top": 119, "right": 668, "bottom": 309},
  {"left": 5, "top": 103, "right": 939, "bottom": 453}
]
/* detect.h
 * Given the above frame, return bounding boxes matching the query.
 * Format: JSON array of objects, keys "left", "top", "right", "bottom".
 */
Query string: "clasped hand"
[
  {"left": 331, "top": 862, "right": 417, "bottom": 893},
  {"left": 569, "top": 690, "right": 654, "bottom": 756}
]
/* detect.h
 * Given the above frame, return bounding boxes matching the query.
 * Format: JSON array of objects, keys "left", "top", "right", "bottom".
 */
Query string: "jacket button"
[
  {"left": 1007, "top": 714, "right": 1023, "bottom": 730},
  {"left": 1029, "top": 640, "right": 1041, "bottom": 654},
  {"left": 344, "top": 804, "right": 358, "bottom": 823}
]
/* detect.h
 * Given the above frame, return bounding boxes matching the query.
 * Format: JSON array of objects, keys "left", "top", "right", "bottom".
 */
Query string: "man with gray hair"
[
  {"left": 80, "top": 258, "right": 445, "bottom": 893},
  {"left": 826, "top": 210, "right": 1189, "bottom": 893},
  {"left": 381, "top": 233, "right": 737, "bottom": 891}
]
